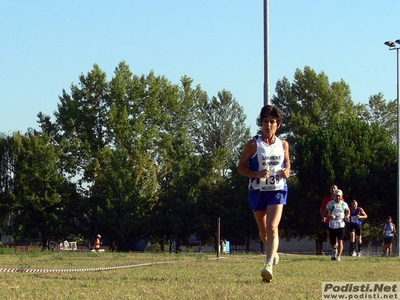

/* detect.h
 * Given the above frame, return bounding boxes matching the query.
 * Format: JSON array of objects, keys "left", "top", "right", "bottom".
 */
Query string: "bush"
[
  {"left": 145, "top": 242, "right": 164, "bottom": 253},
  {"left": 0, "top": 246, "right": 18, "bottom": 255}
]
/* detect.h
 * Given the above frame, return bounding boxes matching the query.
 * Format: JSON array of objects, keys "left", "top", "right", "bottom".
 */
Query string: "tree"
[
  {"left": 272, "top": 66, "right": 397, "bottom": 247},
  {"left": 272, "top": 66, "right": 360, "bottom": 142},
  {"left": 92, "top": 147, "right": 159, "bottom": 250},
  {"left": 294, "top": 119, "right": 396, "bottom": 243},
  {"left": 4, "top": 61, "right": 257, "bottom": 250},
  {"left": 197, "top": 90, "right": 250, "bottom": 178},
  {"left": 46, "top": 63, "right": 111, "bottom": 189},
  {"left": 195, "top": 90, "right": 252, "bottom": 250},
  {"left": 37, "top": 62, "right": 164, "bottom": 249},
  {"left": 0, "top": 133, "right": 16, "bottom": 243},
  {"left": 148, "top": 75, "right": 206, "bottom": 252},
  {"left": 358, "top": 93, "right": 397, "bottom": 142},
  {"left": 37, "top": 62, "right": 211, "bottom": 251},
  {"left": 92, "top": 63, "right": 163, "bottom": 250},
  {"left": 11, "top": 132, "right": 66, "bottom": 247}
]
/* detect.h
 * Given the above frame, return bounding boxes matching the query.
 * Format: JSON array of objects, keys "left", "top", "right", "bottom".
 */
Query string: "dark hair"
[{"left": 257, "top": 105, "right": 283, "bottom": 126}]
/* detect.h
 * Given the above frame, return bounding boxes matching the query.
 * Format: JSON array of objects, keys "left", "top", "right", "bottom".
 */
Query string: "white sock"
[{"left": 266, "top": 259, "right": 273, "bottom": 266}]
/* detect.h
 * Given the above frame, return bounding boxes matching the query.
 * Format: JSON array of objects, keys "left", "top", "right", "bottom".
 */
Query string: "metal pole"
[
  {"left": 217, "top": 217, "right": 220, "bottom": 258},
  {"left": 263, "top": 0, "right": 270, "bottom": 106},
  {"left": 384, "top": 40, "right": 400, "bottom": 256},
  {"left": 396, "top": 47, "right": 400, "bottom": 257}
]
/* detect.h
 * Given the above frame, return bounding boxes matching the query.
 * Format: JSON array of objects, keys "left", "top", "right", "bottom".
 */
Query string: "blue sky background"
[{"left": 1, "top": 1, "right": 399, "bottom": 134}]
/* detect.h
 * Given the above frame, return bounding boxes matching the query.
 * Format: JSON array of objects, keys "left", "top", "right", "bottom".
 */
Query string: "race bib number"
[
  {"left": 260, "top": 170, "right": 284, "bottom": 191},
  {"left": 350, "top": 216, "right": 359, "bottom": 223},
  {"left": 329, "top": 220, "right": 341, "bottom": 229}
]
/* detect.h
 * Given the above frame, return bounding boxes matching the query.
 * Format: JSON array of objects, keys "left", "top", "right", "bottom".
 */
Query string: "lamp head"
[
  {"left": 384, "top": 41, "right": 396, "bottom": 47},
  {"left": 396, "top": 39, "right": 400, "bottom": 45}
]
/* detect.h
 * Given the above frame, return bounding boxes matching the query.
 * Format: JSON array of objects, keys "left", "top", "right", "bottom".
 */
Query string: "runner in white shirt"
[
  {"left": 237, "top": 105, "right": 290, "bottom": 282},
  {"left": 325, "top": 189, "right": 350, "bottom": 261}
]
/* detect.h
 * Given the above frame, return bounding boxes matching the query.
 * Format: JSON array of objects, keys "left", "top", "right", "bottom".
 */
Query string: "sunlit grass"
[{"left": 0, "top": 251, "right": 398, "bottom": 299}]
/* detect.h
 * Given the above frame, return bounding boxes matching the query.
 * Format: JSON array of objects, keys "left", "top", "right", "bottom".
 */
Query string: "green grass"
[{"left": 0, "top": 251, "right": 398, "bottom": 299}]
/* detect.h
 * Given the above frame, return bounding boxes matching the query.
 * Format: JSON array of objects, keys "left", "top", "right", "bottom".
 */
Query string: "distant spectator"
[
  {"left": 94, "top": 234, "right": 102, "bottom": 251},
  {"left": 221, "top": 239, "right": 226, "bottom": 255}
]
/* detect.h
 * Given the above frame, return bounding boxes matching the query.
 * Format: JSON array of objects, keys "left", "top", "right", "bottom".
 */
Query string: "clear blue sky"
[{"left": 1, "top": 1, "right": 399, "bottom": 134}]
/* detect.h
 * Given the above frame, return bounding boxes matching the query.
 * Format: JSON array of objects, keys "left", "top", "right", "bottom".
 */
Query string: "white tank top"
[{"left": 248, "top": 135, "right": 286, "bottom": 191}]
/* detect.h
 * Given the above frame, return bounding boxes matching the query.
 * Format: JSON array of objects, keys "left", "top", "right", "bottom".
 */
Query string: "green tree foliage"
[
  {"left": 35, "top": 62, "right": 253, "bottom": 252},
  {"left": 0, "top": 133, "right": 16, "bottom": 242},
  {"left": 149, "top": 76, "right": 207, "bottom": 252},
  {"left": 197, "top": 90, "right": 250, "bottom": 177},
  {"left": 272, "top": 66, "right": 360, "bottom": 141},
  {"left": 294, "top": 119, "right": 396, "bottom": 241},
  {"left": 273, "top": 66, "right": 397, "bottom": 245},
  {"left": 358, "top": 93, "right": 397, "bottom": 142},
  {"left": 11, "top": 132, "right": 66, "bottom": 247},
  {"left": 192, "top": 90, "right": 251, "bottom": 249},
  {"left": 92, "top": 147, "right": 158, "bottom": 250},
  {"left": 93, "top": 63, "right": 162, "bottom": 250},
  {"left": 55, "top": 64, "right": 111, "bottom": 186},
  {"left": 5, "top": 61, "right": 395, "bottom": 253},
  {"left": 0, "top": 134, "right": 15, "bottom": 216}
]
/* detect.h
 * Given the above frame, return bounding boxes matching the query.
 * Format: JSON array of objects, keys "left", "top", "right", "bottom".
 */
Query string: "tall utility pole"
[
  {"left": 263, "top": 0, "right": 270, "bottom": 106},
  {"left": 384, "top": 39, "right": 400, "bottom": 256}
]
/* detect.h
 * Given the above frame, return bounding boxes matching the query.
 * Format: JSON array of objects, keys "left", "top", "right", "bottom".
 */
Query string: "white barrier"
[{"left": 59, "top": 241, "right": 77, "bottom": 251}]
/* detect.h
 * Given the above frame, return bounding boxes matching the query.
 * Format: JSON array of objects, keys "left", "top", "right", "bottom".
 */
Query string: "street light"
[
  {"left": 384, "top": 38, "right": 400, "bottom": 257},
  {"left": 264, "top": 0, "right": 270, "bottom": 106}
]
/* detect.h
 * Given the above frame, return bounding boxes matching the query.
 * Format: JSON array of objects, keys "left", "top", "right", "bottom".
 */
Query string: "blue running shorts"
[{"left": 248, "top": 189, "right": 287, "bottom": 211}]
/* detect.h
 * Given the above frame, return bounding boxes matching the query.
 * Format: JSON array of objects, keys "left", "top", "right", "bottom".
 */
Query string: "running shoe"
[
  {"left": 331, "top": 248, "right": 337, "bottom": 260},
  {"left": 261, "top": 264, "right": 273, "bottom": 282}
]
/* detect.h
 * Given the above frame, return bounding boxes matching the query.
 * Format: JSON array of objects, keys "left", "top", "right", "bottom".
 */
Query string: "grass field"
[{"left": 0, "top": 250, "right": 398, "bottom": 299}]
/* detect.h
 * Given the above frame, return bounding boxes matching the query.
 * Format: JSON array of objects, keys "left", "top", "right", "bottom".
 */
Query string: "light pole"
[
  {"left": 263, "top": 0, "right": 270, "bottom": 106},
  {"left": 384, "top": 39, "right": 400, "bottom": 256}
]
